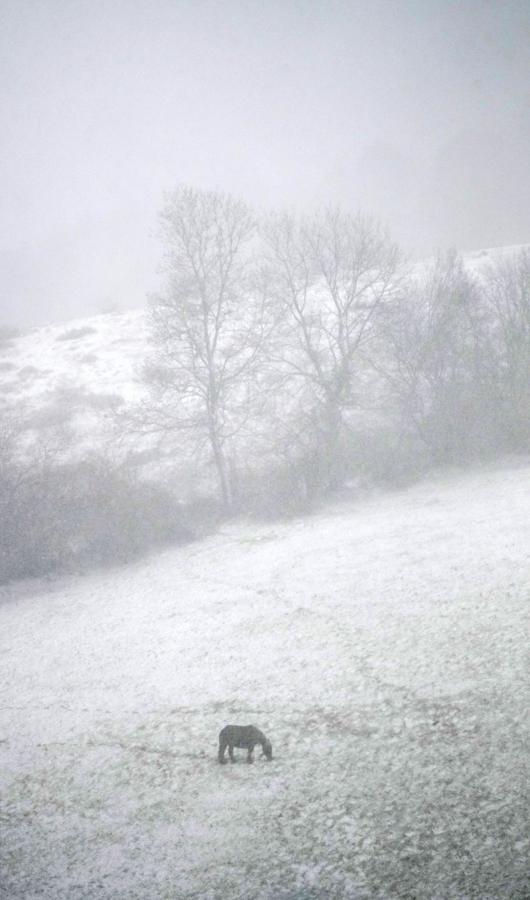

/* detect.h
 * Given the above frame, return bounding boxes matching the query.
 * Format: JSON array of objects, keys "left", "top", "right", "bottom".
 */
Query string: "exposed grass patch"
[
  {"left": 0, "top": 325, "right": 21, "bottom": 346},
  {"left": 18, "top": 365, "right": 45, "bottom": 381},
  {"left": 56, "top": 326, "right": 97, "bottom": 342}
]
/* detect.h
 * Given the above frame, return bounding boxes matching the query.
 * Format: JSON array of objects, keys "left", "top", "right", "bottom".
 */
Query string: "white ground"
[{"left": 1, "top": 461, "right": 529, "bottom": 898}]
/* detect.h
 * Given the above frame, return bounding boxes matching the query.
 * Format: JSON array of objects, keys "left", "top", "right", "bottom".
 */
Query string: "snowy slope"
[
  {"left": 1, "top": 462, "right": 528, "bottom": 898},
  {"left": 0, "top": 309, "right": 147, "bottom": 407},
  {"left": 0, "top": 309, "right": 149, "bottom": 461}
]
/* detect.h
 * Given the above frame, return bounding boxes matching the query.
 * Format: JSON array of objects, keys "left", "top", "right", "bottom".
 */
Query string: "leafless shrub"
[{"left": 0, "top": 413, "right": 192, "bottom": 583}]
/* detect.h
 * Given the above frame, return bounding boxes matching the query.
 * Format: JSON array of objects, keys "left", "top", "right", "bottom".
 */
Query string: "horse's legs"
[
  {"left": 247, "top": 744, "right": 254, "bottom": 764},
  {"left": 218, "top": 739, "right": 227, "bottom": 764},
  {"left": 229, "top": 744, "right": 236, "bottom": 763}
]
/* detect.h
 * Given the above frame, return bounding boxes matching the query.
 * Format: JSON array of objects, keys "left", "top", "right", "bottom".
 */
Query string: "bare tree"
[
  {"left": 262, "top": 207, "right": 401, "bottom": 490},
  {"left": 142, "top": 186, "right": 269, "bottom": 509},
  {"left": 482, "top": 249, "right": 530, "bottom": 447},
  {"left": 377, "top": 251, "right": 496, "bottom": 462}
]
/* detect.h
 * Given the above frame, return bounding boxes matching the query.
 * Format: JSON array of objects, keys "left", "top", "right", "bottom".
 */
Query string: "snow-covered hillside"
[
  {"left": 0, "top": 309, "right": 146, "bottom": 407},
  {"left": 0, "top": 309, "right": 149, "bottom": 460},
  {"left": 1, "top": 462, "right": 528, "bottom": 898}
]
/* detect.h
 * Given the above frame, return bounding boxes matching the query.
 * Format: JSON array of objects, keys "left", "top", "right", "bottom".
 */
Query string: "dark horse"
[{"left": 218, "top": 724, "right": 273, "bottom": 764}]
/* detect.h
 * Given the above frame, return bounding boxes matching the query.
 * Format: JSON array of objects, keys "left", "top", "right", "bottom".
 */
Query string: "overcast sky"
[{"left": 1, "top": 0, "right": 529, "bottom": 326}]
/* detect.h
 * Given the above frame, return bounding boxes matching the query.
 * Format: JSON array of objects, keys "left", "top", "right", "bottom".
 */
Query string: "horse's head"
[{"left": 262, "top": 739, "right": 273, "bottom": 760}]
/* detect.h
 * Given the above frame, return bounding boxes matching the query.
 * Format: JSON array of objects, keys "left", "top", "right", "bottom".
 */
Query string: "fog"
[
  {"left": 2, "top": 6, "right": 530, "bottom": 895},
  {"left": 1, "top": 0, "right": 529, "bottom": 326}
]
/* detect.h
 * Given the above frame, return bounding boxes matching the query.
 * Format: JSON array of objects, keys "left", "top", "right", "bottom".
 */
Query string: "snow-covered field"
[{"left": 1, "top": 462, "right": 528, "bottom": 898}]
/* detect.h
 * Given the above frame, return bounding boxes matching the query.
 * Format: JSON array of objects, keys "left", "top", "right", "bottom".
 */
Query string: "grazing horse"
[{"left": 218, "top": 724, "right": 273, "bottom": 764}]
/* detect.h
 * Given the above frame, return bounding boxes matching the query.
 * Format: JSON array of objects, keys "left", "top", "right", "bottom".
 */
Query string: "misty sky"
[{"left": 1, "top": 0, "right": 529, "bottom": 327}]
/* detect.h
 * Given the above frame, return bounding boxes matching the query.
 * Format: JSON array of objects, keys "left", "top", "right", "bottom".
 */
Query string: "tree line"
[{"left": 140, "top": 186, "right": 530, "bottom": 512}]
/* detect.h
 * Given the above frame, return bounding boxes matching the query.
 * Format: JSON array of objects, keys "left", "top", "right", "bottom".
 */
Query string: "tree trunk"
[
  {"left": 321, "top": 401, "right": 343, "bottom": 491},
  {"left": 210, "top": 429, "right": 231, "bottom": 511}
]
